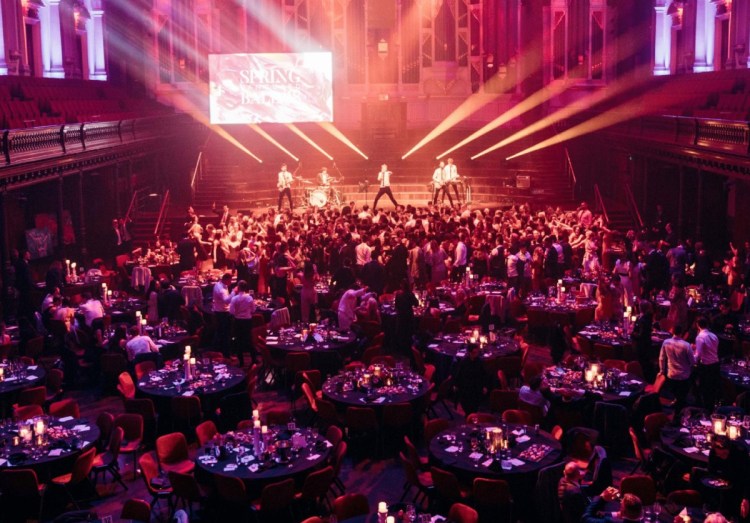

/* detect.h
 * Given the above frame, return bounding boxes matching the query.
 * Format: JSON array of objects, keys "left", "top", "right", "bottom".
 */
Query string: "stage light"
[
  {"left": 318, "top": 122, "right": 369, "bottom": 159},
  {"left": 286, "top": 124, "right": 334, "bottom": 160},
  {"left": 250, "top": 125, "right": 298, "bottom": 162}
]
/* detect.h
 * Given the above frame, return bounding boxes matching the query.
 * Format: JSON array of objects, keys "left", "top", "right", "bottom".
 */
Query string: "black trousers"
[
  {"left": 373, "top": 187, "right": 398, "bottom": 208},
  {"left": 232, "top": 317, "right": 256, "bottom": 366},
  {"left": 278, "top": 188, "right": 293, "bottom": 210},
  {"left": 448, "top": 181, "right": 461, "bottom": 202},
  {"left": 213, "top": 311, "right": 232, "bottom": 358},
  {"left": 433, "top": 186, "right": 454, "bottom": 206},
  {"left": 695, "top": 362, "right": 721, "bottom": 409},
  {"left": 666, "top": 376, "right": 691, "bottom": 416}
]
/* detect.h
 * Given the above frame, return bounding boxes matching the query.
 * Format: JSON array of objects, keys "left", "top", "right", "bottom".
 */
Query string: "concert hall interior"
[{"left": 1, "top": 0, "right": 750, "bottom": 522}]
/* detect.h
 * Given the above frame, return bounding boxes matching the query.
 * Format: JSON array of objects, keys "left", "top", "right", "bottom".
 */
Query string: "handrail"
[
  {"left": 623, "top": 183, "right": 643, "bottom": 230},
  {"left": 125, "top": 188, "right": 142, "bottom": 223},
  {"left": 190, "top": 151, "right": 203, "bottom": 199},
  {"left": 154, "top": 190, "right": 170, "bottom": 238},
  {"left": 564, "top": 147, "right": 577, "bottom": 199},
  {"left": 593, "top": 184, "right": 609, "bottom": 225}
]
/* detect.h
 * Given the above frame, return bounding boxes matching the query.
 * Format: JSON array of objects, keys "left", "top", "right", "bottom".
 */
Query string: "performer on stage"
[
  {"left": 444, "top": 157, "right": 461, "bottom": 204},
  {"left": 432, "top": 160, "right": 454, "bottom": 207},
  {"left": 318, "top": 167, "right": 332, "bottom": 187},
  {"left": 277, "top": 163, "right": 294, "bottom": 211},
  {"left": 373, "top": 164, "right": 399, "bottom": 210}
]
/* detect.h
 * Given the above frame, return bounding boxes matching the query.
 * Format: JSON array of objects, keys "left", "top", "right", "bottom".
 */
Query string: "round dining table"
[
  {"left": 195, "top": 425, "right": 332, "bottom": 497},
  {"left": 426, "top": 332, "right": 521, "bottom": 383},
  {"left": 720, "top": 359, "right": 750, "bottom": 390},
  {"left": 576, "top": 322, "right": 670, "bottom": 358},
  {"left": 266, "top": 327, "right": 357, "bottom": 376},
  {"left": 137, "top": 361, "right": 246, "bottom": 415},
  {"left": 542, "top": 364, "right": 646, "bottom": 403},
  {"left": 322, "top": 367, "right": 431, "bottom": 409},
  {"left": 0, "top": 360, "right": 47, "bottom": 417},
  {"left": 0, "top": 415, "right": 100, "bottom": 478}
]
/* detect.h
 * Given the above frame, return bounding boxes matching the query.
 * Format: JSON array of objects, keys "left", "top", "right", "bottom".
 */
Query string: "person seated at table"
[
  {"left": 519, "top": 374, "right": 551, "bottom": 416},
  {"left": 79, "top": 292, "right": 105, "bottom": 329},
  {"left": 157, "top": 279, "right": 185, "bottom": 323},
  {"left": 51, "top": 296, "right": 76, "bottom": 327},
  {"left": 711, "top": 300, "right": 739, "bottom": 335},
  {"left": 449, "top": 288, "right": 468, "bottom": 319},
  {"left": 453, "top": 343, "right": 487, "bottom": 415},
  {"left": 41, "top": 286, "right": 61, "bottom": 316},
  {"left": 558, "top": 461, "right": 588, "bottom": 523},
  {"left": 355, "top": 294, "right": 381, "bottom": 325},
  {"left": 691, "top": 435, "right": 750, "bottom": 519},
  {"left": 84, "top": 259, "right": 107, "bottom": 284},
  {"left": 125, "top": 325, "right": 160, "bottom": 363},
  {"left": 105, "top": 323, "right": 128, "bottom": 354},
  {"left": 581, "top": 487, "right": 642, "bottom": 523}
]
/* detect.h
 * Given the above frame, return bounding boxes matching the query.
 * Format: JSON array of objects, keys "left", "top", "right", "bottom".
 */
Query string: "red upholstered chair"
[
  {"left": 620, "top": 474, "right": 657, "bottom": 506},
  {"left": 50, "top": 446, "right": 97, "bottom": 509},
  {"left": 114, "top": 413, "right": 144, "bottom": 478},
  {"left": 91, "top": 426, "right": 127, "bottom": 490},
  {"left": 195, "top": 420, "right": 218, "bottom": 447},
  {"left": 501, "top": 409, "right": 533, "bottom": 425},
  {"left": 448, "top": 502, "right": 479, "bottom": 523},
  {"left": 14, "top": 404, "right": 44, "bottom": 421},
  {"left": 120, "top": 498, "right": 152, "bottom": 522},
  {"left": 333, "top": 493, "right": 370, "bottom": 521},
  {"left": 466, "top": 412, "right": 500, "bottom": 425},
  {"left": 431, "top": 467, "right": 471, "bottom": 506},
  {"left": 0, "top": 468, "right": 47, "bottom": 522},
  {"left": 155, "top": 432, "right": 194, "bottom": 474},
  {"left": 49, "top": 398, "right": 80, "bottom": 419}
]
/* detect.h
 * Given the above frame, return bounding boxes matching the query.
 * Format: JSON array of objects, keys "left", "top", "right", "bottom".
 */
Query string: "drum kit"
[{"left": 296, "top": 178, "right": 343, "bottom": 208}]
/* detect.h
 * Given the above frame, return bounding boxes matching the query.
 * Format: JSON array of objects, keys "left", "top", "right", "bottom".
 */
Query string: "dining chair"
[
  {"left": 251, "top": 477, "right": 295, "bottom": 521},
  {"left": 447, "top": 502, "right": 479, "bottom": 523},
  {"left": 473, "top": 477, "right": 513, "bottom": 523},
  {"left": 0, "top": 468, "right": 46, "bottom": 522},
  {"left": 134, "top": 360, "right": 157, "bottom": 381},
  {"left": 430, "top": 467, "right": 471, "bottom": 509},
  {"left": 45, "top": 368, "right": 65, "bottom": 403},
  {"left": 95, "top": 412, "right": 114, "bottom": 452},
  {"left": 51, "top": 446, "right": 97, "bottom": 509},
  {"left": 155, "top": 432, "right": 195, "bottom": 474},
  {"left": 138, "top": 452, "right": 173, "bottom": 513},
  {"left": 49, "top": 398, "right": 81, "bottom": 419},
  {"left": 666, "top": 489, "right": 702, "bottom": 508},
  {"left": 170, "top": 395, "right": 202, "bottom": 432},
  {"left": 91, "top": 426, "right": 127, "bottom": 490},
  {"left": 14, "top": 404, "right": 44, "bottom": 420},
  {"left": 195, "top": 420, "right": 218, "bottom": 446},
  {"left": 264, "top": 407, "right": 292, "bottom": 426},
  {"left": 294, "top": 465, "right": 335, "bottom": 516},
  {"left": 117, "top": 371, "right": 136, "bottom": 400},
  {"left": 466, "top": 412, "right": 499, "bottom": 425},
  {"left": 113, "top": 413, "right": 144, "bottom": 478},
  {"left": 330, "top": 440, "right": 348, "bottom": 496},
  {"left": 501, "top": 409, "right": 532, "bottom": 425},
  {"left": 124, "top": 398, "right": 159, "bottom": 445},
  {"left": 398, "top": 451, "right": 433, "bottom": 507},
  {"left": 168, "top": 470, "right": 207, "bottom": 518},
  {"left": 120, "top": 498, "right": 152, "bottom": 523},
  {"left": 489, "top": 389, "right": 519, "bottom": 414},
  {"left": 17, "top": 386, "right": 46, "bottom": 407},
  {"left": 332, "top": 493, "right": 369, "bottom": 521},
  {"left": 423, "top": 418, "right": 454, "bottom": 445},
  {"left": 620, "top": 474, "right": 657, "bottom": 505},
  {"left": 345, "top": 407, "right": 379, "bottom": 457}
]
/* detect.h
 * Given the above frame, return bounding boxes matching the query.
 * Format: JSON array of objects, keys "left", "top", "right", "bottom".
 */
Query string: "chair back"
[
  {"left": 501, "top": 409, "right": 532, "bottom": 425},
  {"left": 17, "top": 386, "right": 46, "bottom": 407},
  {"left": 431, "top": 466, "right": 463, "bottom": 502},
  {"left": 264, "top": 408, "right": 292, "bottom": 426},
  {"left": 171, "top": 395, "right": 202, "bottom": 423},
  {"left": 302, "top": 382, "right": 318, "bottom": 413},
  {"left": 114, "top": 413, "right": 144, "bottom": 443},
  {"left": 383, "top": 402, "right": 413, "bottom": 428},
  {"left": 49, "top": 398, "right": 80, "bottom": 419},
  {"left": 345, "top": 407, "right": 378, "bottom": 431},
  {"left": 620, "top": 474, "right": 657, "bottom": 505},
  {"left": 666, "top": 489, "right": 702, "bottom": 508},
  {"left": 473, "top": 477, "right": 512, "bottom": 504},
  {"left": 624, "top": 361, "right": 644, "bottom": 379},
  {"left": 466, "top": 412, "right": 499, "bottom": 425},
  {"left": 333, "top": 493, "right": 370, "bottom": 521},
  {"left": 168, "top": 470, "right": 202, "bottom": 501},
  {"left": 299, "top": 465, "right": 335, "bottom": 500},
  {"left": 285, "top": 351, "right": 312, "bottom": 374},
  {"left": 134, "top": 360, "right": 157, "bottom": 380},
  {"left": 117, "top": 372, "right": 136, "bottom": 399},
  {"left": 156, "top": 432, "right": 189, "bottom": 465},
  {"left": 108, "top": 426, "right": 124, "bottom": 458},
  {"left": 424, "top": 418, "right": 453, "bottom": 444},
  {"left": 643, "top": 412, "right": 670, "bottom": 446},
  {"left": 195, "top": 420, "right": 218, "bottom": 446},
  {"left": 96, "top": 412, "right": 115, "bottom": 449},
  {"left": 120, "top": 498, "right": 152, "bottom": 522},
  {"left": 69, "top": 447, "right": 97, "bottom": 485},
  {"left": 326, "top": 425, "right": 343, "bottom": 449},
  {"left": 14, "top": 404, "right": 43, "bottom": 420},
  {"left": 270, "top": 307, "right": 291, "bottom": 330},
  {"left": 139, "top": 452, "right": 172, "bottom": 496},
  {"left": 259, "top": 477, "right": 295, "bottom": 512},
  {"left": 489, "top": 389, "right": 519, "bottom": 413},
  {"left": 603, "top": 359, "right": 627, "bottom": 372}
]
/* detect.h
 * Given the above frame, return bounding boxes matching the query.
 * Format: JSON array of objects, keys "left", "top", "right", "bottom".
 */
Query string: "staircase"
[{"left": 128, "top": 195, "right": 172, "bottom": 248}]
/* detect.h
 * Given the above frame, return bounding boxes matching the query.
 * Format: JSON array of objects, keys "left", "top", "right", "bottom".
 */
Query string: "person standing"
[
  {"left": 693, "top": 317, "right": 720, "bottom": 410},
  {"left": 229, "top": 280, "right": 256, "bottom": 366},
  {"left": 443, "top": 157, "right": 461, "bottom": 205},
  {"left": 631, "top": 300, "right": 655, "bottom": 381},
  {"left": 432, "top": 161, "right": 453, "bottom": 207},
  {"left": 451, "top": 232, "right": 468, "bottom": 283},
  {"left": 373, "top": 164, "right": 398, "bottom": 210},
  {"left": 212, "top": 273, "right": 233, "bottom": 359},
  {"left": 277, "top": 164, "right": 294, "bottom": 211},
  {"left": 658, "top": 324, "right": 695, "bottom": 416}
]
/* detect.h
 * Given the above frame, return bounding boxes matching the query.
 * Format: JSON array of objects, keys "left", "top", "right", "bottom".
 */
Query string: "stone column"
[
  {"left": 87, "top": 2, "right": 107, "bottom": 80},
  {"left": 693, "top": 0, "right": 716, "bottom": 72},
  {"left": 43, "top": 0, "right": 65, "bottom": 77},
  {"left": 653, "top": 0, "right": 672, "bottom": 75}
]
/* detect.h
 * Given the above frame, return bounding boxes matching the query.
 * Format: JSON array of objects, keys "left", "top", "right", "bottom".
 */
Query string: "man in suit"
[
  {"left": 582, "top": 488, "right": 642, "bottom": 523},
  {"left": 558, "top": 462, "right": 587, "bottom": 523}
]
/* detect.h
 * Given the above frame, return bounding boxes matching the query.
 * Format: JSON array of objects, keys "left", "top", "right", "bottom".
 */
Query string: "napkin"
[
  {"left": 25, "top": 376, "right": 36, "bottom": 381},
  {"left": 679, "top": 428, "right": 690, "bottom": 433},
  {"left": 266, "top": 336, "right": 278, "bottom": 341},
  {"left": 373, "top": 397, "right": 386, "bottom": 404},
  {"left": 456, "top": 351, "right": 467, "bottom": 357},
  {"left": 223, "top": 464, "right": 237, "bottom": 472},
  {"left": 307, "top": 454, "right": 321, "bottom": 461},
  {"left": 683, "top": 446, "right": 699, "bottom": 453},
  {"left": 58, "top": 416, "right": 74, "bottom": 423},
  {"left": 512, "top": 429, "right": 525, "bottom": 436},
  {"left": 619, "top": 391, "right": 631, "bottom": 397},
  {"left": 469, "top": 452, "right": 484, "bottom": 460},
  {"left": 249, "top": 464, "right": 259, "bottom": 472},
  {"left": 182, "top": 391, "right": 195, "bottom": 397},
  {"left": 445, "top": 446, "right": 459, "bottom": 453},
  {"left": 428, "top": 344, "right": 439, "bottom": 349},
  {"left": 266, "top": 340, "right": 278, "bottom": 346},
  {"left": 49, "top": 449, "right": 63, "bottom": 456},
  {"left": 482, "top": 458, "right": 494, "bottom": 467},
  {"left": 324, "top": 440, "right": 333, "bottom": 448},
  {"left": 501, "top": 460, "right": 513, "bottom": 470},
  {"left": 510, "top": 458, "right": 525, "bottom": 466},
  {"left": 27, "top": 366, "right": 38, "bottom": 371},
  {"left": 516, "top": 435, "right": 531, "bottom": 444},
  {"left": 0, "top": 459, "right": 6, "bottom": 466},
  {"left": 3, "top": 377, "right": 16, "bottom": 382},
  {"left": 72, "top": 425, "right": 90, "bottom": 432}
]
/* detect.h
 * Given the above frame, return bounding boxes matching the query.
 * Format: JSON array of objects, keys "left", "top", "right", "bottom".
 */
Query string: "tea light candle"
[
  {"left": 0, "top": 367, "right": 4, "bottom": 379},
  {"left": 12, "top": 436, "right": 19, "bottom": 446},
  {"left": 254, "top": 420, "right": 261, "bottom": 430},
  {"left": 19, "top": 426, "right": 32, "bottom": 443},
  {"left": 386, "top": 517, "right": 395, "bottom": 523},
  {"left": 184, "top": 353, "right": 190, "bottom": 362},
  {"left": 378, "top": 502, "right": 388, "bottom": 514},
  {"left": 373, "top": 365, "right": 382, "bottom": 378},
  {"left": 713, "top": 418, "right": 726, "bottom": 435},
  {"left": 185, "top": 345, "right": 191, "bottom": 356},
  {"left": 71, "top": 262, "right": 76, "bottom": 272},
  {"left": 728, "top": 423, "right": 740, "bottom": 440},
  {"left": 585, "top": 369, "right": 595, "bottom": 383},
  {"left": 472, "top": 329, "right": 480, "bottom": 340},
  {"left": 35, "top": 419, "right": 45, "bottom": 435},
  {"left": 590, "top": 363, "right": 600, "bottom": 376},
  {"left": 261, "top": 425, "right": 268, "bottom": 435},
  {"left": 189, "top": 357, "right": 196, "bottom": 366},
  {"left": 252, "top": 409, "right": 259, "bottom": 421}
]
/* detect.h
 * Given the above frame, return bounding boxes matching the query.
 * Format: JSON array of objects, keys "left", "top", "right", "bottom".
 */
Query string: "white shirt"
[
  {"left": 377, "top": 170, "right": 392, "bottom": 187},
  {"left": 694, "top": 328, "right": 719, "bottom": 365},
  {"left": 212, "top": 281, "right": 232, "bottom": 313},
  {"left": 433, "top": 167, "right": 444, "bottom": 186},
  {"left": 79, "top": 299, "right": 104, "bottom": 327},
  {"left": 125, "top": 335, "right": 159, "bottom": 362},
  {"left": 443, "top": 163, "right": 458, "bottom": 182},
  {"left": 506, "top": 253, "right": 519, "bottom": 278},
  {"left": 454, "top": 241, "right": 467, "bottom": 267},
  {"left": 277, "top": 170, "right": 293, "bottom": 190},
  {"left": 355, "top": 242, "right": 372, "bottom": 266},
  {"left": 229, "top": 292, "right": 256, "bottom": 319},
  {"left": 338, "top": 288, "right": 366, "bottom": 331}
]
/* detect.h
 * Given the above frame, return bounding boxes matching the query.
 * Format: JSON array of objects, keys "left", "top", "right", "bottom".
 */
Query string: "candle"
[
  {"left": 378, "top": 502, "right": 388, "bottom": 514},
  {"left": 254, "top": 420, "right": 261, "bottom": 430},
  {"left": 590, "top": 364, "right": 600, "bottom": 376},
  {"left": 252, "top": 409, "right": 259, "bottom": 421},
  {"left": 712, "top": 414, "right": 726, "bottom": 435},
  {"left": 0, "top": 367, "right": 4, "bottom": 379},
  {"left": 728, "top": 423, "right": 740, "bottom": 440},
  {"left": 184, "top": 354, "right": 190, "bottom": 362},
  {"left": 261, "top": 425, "right": 268, "bottom": 435},
  {"left": 585, "top": 370, "right": 595, "bottom": 383},
  {"left": 35, "top": 419, "right": 45, "bottom": 435},
  {"left": 386, "top": 517, "right": 395, "bottom": 523},
  {"left": 189, "top": 357, "right": 196, "bottom": 366},
  {"left": 20, "top": 426, "right": 32, "bottom": 442}
]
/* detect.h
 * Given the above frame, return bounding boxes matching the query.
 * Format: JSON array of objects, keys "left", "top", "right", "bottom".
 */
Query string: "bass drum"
[{"left": 309, "top": 188, "right": 328, "bottom": 208}]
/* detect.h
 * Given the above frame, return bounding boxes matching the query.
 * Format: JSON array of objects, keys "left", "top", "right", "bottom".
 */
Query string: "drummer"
[{"left": 318, "top": 167, "right": 332, "bottom": 187}]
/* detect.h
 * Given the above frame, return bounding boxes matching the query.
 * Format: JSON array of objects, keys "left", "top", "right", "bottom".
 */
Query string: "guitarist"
[
  {"left": 432, "top": 160, "right": 454, "bottom": 207},
  {"left": 277, "top": 163, "right": 294, "bottom": 211}
]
